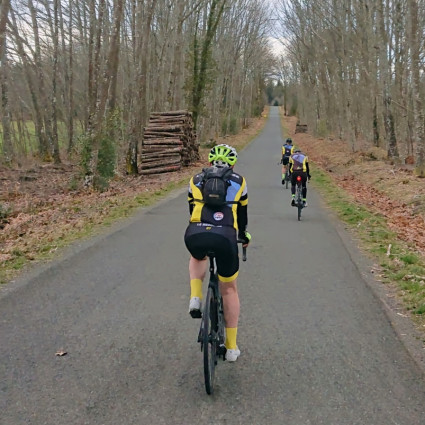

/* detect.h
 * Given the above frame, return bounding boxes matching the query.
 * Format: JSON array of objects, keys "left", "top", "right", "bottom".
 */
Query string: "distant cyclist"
[
  {"left": 281, "top": 138, "right": 294, "bottom": 185},
  {"left": 289, "top": 148, "right": 311, "bottom": 207},
  {"left": 184, "top": 144, "right": 251, "bottom": 362}
]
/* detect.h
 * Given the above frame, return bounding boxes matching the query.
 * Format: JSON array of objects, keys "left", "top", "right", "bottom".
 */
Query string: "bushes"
[
  {"left": 77, "top": 111, "right": 120, "bottom": 191},
  {"left": 221, "top": 116, "right": 239, "bottom": 135}
]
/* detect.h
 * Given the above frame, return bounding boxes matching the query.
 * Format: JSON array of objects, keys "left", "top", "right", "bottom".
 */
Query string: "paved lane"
[{"left": 1, "top": 107, "right": 425, "bottom": 424}]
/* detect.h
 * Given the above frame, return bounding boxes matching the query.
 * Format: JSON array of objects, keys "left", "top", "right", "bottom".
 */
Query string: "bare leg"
[
  {"left": 219, "top": 279, "right": 240, "bottom": 351},
  {"left": 189, "top": 256, "right": 207, "bottom": 300},
  {"left": 189, "top": 256, "right": 207, "bottom": 281},
  {"left": 219, "top": 279, "right": 239, "bottom": 327}
]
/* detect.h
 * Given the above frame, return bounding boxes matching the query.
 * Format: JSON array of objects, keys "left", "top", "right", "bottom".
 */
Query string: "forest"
[
  {"left": 275, "top": 0, "right": 425, "bottom": 176},
  {"left": 0, "top": 0, "right": 274, "bottom": 188},
  {"left": 1, "top": 0, "right": 425, "bottom": 181}
]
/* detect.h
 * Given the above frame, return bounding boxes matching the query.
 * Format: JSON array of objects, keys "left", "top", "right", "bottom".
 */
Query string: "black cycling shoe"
[
  {"left": 190, "top": 309, "right": 202, "bottom": 319},
  {"left": 291, "top": 199, "right": 296, "bottom": 207},
  {"left": 282, "top": 179, "right": 285, "bottom": 185}
]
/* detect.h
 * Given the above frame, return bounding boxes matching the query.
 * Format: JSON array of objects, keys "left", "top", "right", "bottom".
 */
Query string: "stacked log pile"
[
  {"left": 295, "top": 122, "right": 308, "bottom": 133},
  {"left": 140, "top": 110, "right": 199, "bottom": 175}
]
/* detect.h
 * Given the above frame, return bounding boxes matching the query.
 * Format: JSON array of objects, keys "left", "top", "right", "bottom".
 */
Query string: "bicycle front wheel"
[{"left": 202, "top": 286, "right": 217, "bottom": 395}]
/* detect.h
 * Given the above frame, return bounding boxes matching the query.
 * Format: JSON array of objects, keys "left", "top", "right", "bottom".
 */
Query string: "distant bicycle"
[
  {"left": 278, "top": 161, "right": 291, "bottom": 189},
  {"left": 197, "top": 241, "right": 247, "bottom": 395},
  {"left": 294, "top": 175, "right": 304, "bottom": 221},
  {"left": 284, "top": 168, "right": 290, "bottom": 189}
]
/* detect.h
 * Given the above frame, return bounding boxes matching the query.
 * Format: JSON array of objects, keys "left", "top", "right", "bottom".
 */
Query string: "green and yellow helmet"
[{"left": 208, "top": 144, "right": 238, "bottom": 167}]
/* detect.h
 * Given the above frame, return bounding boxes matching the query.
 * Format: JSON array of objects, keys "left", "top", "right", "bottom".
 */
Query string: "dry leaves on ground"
[{"left": 282, "top": 115, "right": 425, "bottom": 256}]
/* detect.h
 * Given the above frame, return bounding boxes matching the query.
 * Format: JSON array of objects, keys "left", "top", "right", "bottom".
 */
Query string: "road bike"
[
  {"left": 295, "top": 174, "right": 304, "bottom": 221},
  {"left": 279, "top": 159, "right": 291, "bottom": 189},
  {"left": 284, "top": 168, "right": 291, "bottom": 189},
  {"left": 197, "top": 242, "right": 247, "bottom": 395}
]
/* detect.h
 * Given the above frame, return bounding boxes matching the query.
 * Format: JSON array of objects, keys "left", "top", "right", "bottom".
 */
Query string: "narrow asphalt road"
[{"left": 1, "top": 107, "right": 425, "bottom": 425}]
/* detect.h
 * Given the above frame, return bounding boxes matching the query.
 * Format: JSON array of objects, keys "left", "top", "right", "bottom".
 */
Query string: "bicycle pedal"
[
  {"left": 218, "top": 344, "right": 227, "bottom": 359},
  {"left": 190, "top": 309, "right": 202, "bottom": 319}
]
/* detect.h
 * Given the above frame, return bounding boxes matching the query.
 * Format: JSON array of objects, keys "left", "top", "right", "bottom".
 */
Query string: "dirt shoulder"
[
  {"left": 282, "top": 115, "right": 425, "bottom": 256},
  {"left": 282, "top": 113, "right": 425, "bottom": 345}
]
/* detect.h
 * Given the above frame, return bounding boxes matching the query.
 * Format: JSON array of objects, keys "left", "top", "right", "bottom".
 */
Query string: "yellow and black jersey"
[
  {"left": 289, "top": 152, "right": 309, "bottom": 173},
  {"left": 188, "top": 170, "right": 248, "bottom": 232},
  {"left": 282, "top": 144, "right": 295, "bottom": 157}
]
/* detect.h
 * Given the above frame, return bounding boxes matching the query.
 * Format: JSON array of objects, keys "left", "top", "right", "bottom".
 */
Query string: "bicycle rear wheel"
[
  {"left": 202, "top": 286, "right": 218, "bottom": 395},
  {"left": 296, "top": 185, "right": 302, "bottom": 221},
  {"left": 285, "top": 172, "right": 289, "bottom": 189}
]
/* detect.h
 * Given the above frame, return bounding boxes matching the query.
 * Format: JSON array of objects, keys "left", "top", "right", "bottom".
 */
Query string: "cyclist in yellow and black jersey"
[
  {"left": 289, "top": 149, "right": 311, "bottom": 207},
  {"left": 184, "top": 144, "right": 250, "bottom": 362},
  {"left": 280, "top": 138, "right": 294, "bottom": 185},
  {"left": 187, "top": 172, "right": 248, "bottom": 231}
]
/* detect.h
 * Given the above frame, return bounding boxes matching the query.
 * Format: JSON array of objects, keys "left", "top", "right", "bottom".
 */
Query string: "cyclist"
[
  {"left": 281, "top": 138, "right": 294, "bottom": 185},
  {"left": 184, "top": 144, "right": 251, "bottom": 362},
  {"left": 289, "top": 148, "right": 311, "bottom": 207}
]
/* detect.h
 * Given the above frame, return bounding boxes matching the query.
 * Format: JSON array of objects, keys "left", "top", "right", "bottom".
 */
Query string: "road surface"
[{"left": 1, "top": 107, "right": 425, "bottom": 424}]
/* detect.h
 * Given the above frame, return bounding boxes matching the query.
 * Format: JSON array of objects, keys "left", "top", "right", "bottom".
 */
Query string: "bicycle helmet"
[
  {"left": 285, "top": 138, "right": 293, "bottom": 144},
  {"left": 208, "top": 144, "right": 238, "bottom": 167}
]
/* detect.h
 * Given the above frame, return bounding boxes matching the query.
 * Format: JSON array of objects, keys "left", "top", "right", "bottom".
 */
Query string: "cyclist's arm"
[
  {"left": 289, "top": 158, "right": 293, "bottom": 173},
  {"left": 237, "top": 182, "right": 248, "bottom": 235},
  {"left": 188, "top": 178, "right": 195, "bottom": 214},
  {"left": 305, "top": 158, "right": 311, "bottom": 177}
]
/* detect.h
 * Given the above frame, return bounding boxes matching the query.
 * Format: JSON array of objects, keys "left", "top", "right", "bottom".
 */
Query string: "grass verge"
[
  {"left": 0, "top": 178, "right": 188, "bottom": 284},
  {"left": 311, "top": 166, "right": 425, "bottom": 331},
  {"left": 1, "top": 111, "right": 268, "bottom": 285}
]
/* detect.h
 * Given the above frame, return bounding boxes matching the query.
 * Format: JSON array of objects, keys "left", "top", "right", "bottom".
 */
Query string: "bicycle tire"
[
  {"left": 285, "top": 172, "right": 289, "bottom": 189},
  {"left": 296, "top": 184, "right": 302, "bottom": 221},
  {"left": 202, "top": 286, "right": 217, "bottom": 395}
]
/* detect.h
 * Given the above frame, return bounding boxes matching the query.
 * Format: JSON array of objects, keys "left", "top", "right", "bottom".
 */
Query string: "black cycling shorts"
[
  {"left": 282, "top": 156, "right": 290, "bottom": 165},
  {"left": 184, "top": 223, "right": 239, "bottom": 281},
  {"left": 291, "top": 170, "right": 307, "bottom": 186}
]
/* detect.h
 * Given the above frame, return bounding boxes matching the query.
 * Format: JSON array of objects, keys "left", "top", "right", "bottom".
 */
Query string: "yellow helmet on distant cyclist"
[{"left": 208, "top": 144, "right": 238, "bottom": 167}]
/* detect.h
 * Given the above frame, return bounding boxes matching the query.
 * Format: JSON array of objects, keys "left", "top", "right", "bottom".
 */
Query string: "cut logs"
[
  {"left": 295, "top": 123, "right": 308, "bottom": 133},
  {"left": 140, "top": 110, "right": 200, "bottom": 175}
]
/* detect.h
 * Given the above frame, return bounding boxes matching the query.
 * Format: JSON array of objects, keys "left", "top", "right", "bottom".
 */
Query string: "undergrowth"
[{"left": 312, "top": 166, "right": 425, "bottom": 324}]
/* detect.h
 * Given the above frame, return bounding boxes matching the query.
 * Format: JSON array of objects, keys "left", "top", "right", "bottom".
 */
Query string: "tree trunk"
[
  {"left": 409, "top": 0, "right": 425, "bottom": 176},
  {"left": 51, "top": 0, "right": 61, "bottom": 164},
  {"left": 378, "top": 0, "right": 398, "bottom": 159},
  {"left": 0, "top": 0, "right": 10, "bottom": 61},
  {"left": 126, "top": 0, "right": 157, "bottom": 175},
  {"left": 192, "top": 0, "right": 227, "bottom": 130},
  {"left": 1, "top": 34, "right": 13, "bottom": 162},
  {"left": 67, "top": 0, "right": 74, "bottom": 153}
]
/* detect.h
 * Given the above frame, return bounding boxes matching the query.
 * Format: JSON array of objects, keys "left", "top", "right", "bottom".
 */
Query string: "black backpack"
[{"left": 199, "top": 166, "right": 234, "bottom": 206}]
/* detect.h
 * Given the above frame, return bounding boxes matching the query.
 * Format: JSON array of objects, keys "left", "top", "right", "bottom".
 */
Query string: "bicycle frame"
[
  {"left": 295, "top": 175, "right": 304, "bottom": 221},
  {"left": 197, "top": 243, "right": 247, "bottom": 395}
]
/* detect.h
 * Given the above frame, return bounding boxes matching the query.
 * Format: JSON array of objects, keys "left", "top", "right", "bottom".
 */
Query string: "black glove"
[
  {"left": 308, "top": 174, "right": 311, "bottom": 181},
  {"left": 238, "top": 231, "right": 251, "bottom": 245}
]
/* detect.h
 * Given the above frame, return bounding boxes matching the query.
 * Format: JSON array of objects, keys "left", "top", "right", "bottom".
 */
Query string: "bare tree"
[
  {"left": 191, "top": 0, "right": 227, "bottom": 130},
  {"left": 409, "top": 0, "right": 425, "bottom": 176}
]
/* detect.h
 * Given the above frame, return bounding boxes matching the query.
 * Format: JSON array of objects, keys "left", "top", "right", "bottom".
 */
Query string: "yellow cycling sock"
[
  {"left": 225, "top": 327, "right": 238, "bottom": 350},
  {"left": 190, "top": 278, "right": 203, "bottom": 300}
]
